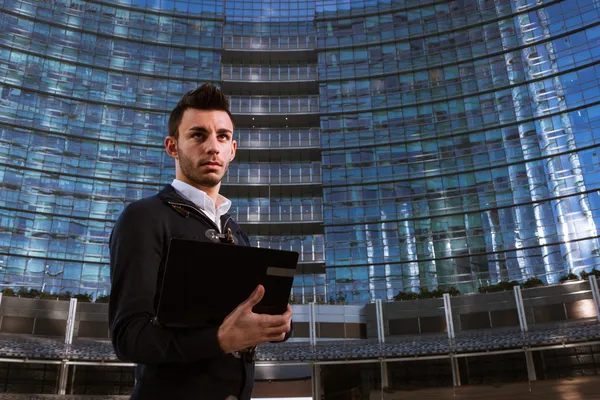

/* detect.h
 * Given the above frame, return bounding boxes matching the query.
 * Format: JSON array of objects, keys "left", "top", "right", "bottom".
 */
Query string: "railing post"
[
  {"left": 514, "top": 285, "right": 528, "bottom": 332},
  {"left": 375, "top": 299, "right": 385, "bottom": 344},
  {"left": 590, "top": 275, "right": 600, "bottom": 322},
  {"left": 309, "top": 302, "right": 317, "bottom": 346},
  {"left": 59, "top": 297, "right": 77, "bottom": 394},
  {"left": 443, "top": 293, "right": 455, "bottom": 340},
  {"left": 65, "top": 297, "right": 77, "bottom": 345}
]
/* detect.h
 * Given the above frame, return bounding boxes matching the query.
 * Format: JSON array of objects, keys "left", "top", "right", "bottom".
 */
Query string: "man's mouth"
[{"left": 202, "top": 161, "right": 221, "bottom": 166}]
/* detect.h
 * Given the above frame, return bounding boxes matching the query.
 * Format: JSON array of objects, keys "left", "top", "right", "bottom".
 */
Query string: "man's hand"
[{"left": 217, "top": 285, "right": 292, "bottom": 354}]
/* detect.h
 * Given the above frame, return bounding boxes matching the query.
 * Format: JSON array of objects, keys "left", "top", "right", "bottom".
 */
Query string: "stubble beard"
[{"left": 178, "top": 147, "right": 229, "bottom": 188}]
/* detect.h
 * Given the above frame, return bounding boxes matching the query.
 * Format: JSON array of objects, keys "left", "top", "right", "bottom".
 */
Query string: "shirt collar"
[{"left": 170, "top": 179, "right": 231, "bottom": 215}]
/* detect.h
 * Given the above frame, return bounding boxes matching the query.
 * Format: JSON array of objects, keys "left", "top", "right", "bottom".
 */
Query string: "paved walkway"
[
  {"left": 0, "top": 396, "right": 128, "bottom": 399},
  {"left": 0, "top": 376, "right": 598, "bottom": 399},
  {"left": 371, "top": 376, "right": 600, "bottom": 399}
]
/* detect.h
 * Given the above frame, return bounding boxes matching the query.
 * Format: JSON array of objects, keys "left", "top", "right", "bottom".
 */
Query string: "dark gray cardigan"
[{"left": 109, "top": 185, "right": 260, "bottom": 400}]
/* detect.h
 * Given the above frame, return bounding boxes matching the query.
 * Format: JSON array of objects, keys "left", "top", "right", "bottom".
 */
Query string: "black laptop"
[{"left": 155, "top": 238, "right": 299, "bottom": 328}]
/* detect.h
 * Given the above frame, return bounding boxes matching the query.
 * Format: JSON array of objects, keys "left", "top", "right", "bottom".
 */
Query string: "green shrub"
[
  {"left": 394, "top": 286, "right": 461, "bottom": 301},
  {"left": 478, "top": 281, "right": 519, "bottom": 293},
  {"left": 1, "top": 288, "right": 15, "bottom": 297},
  {"left": 559, "top": 273, "right": 579, "bottom": 283},
  {"left": 446, "top": 286, "right": 461, "bottom": 296},
  {"left": 57, "top": 291, "right": 73, "bottom": 301},
  {"left": 74, "top": 293, "right": 92, "bottom": 303},
  {"left": 16, "top": 287, "right": 40, "bottom": 298},
  {"left": 328, "top": 292, "right": 348, "bottom": 304},
  {"left": 39, "top": 292, "right": 59, "bottom": 300},
  {"left": 393, "top": 291, "right": 418, "bottom": 301},
  {"left": 95, "top": 294, "right": 110, "bottom": 304},
  {"left": 522, "top": 277, "right": 544, "bottom": 288},
  {"left": 581, "top": 268, "right": 600, "bottom": 280},
  {"left": 418, "top": 287, "right": 436, "bottom": 299}
]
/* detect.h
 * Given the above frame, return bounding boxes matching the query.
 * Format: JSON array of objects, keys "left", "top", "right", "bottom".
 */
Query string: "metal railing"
[
  {"left": 251, "top": 235, "right": 325, "bottom": 264},
  {"left": 221, "top": 64, "right": 318, "bottom": 81},
  {"left": 223, "top": 35, "right": 317, "bottom": 50},
  {"left": 224, "top": 172, "right": 321, "bottom": 185},
  {"left": 235, "top": 127, "right": 320, "bottom": 148},
  {"left": 232, "top": 210, "right": 323, "bottom": 224},
  {"left": 0, "top": 277, "right": 599, "bottom": 397},
  {"left": 224, "top": 162, "right": 322, "bottom": 184},
  {"left": 228, "top": 95, "right": 320, "bottom": 114}
]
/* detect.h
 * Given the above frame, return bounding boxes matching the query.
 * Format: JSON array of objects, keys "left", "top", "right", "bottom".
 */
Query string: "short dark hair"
[{"left": 168, "top": 83, "right": 234, "bottom": 138}]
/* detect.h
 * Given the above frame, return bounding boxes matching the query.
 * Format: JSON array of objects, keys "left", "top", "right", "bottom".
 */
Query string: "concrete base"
[
  {"left": 368, "top": 376, "right": 600, "bottom": 399},
  {"left": 253, "top": 379, "right": 312, "bottom": 397}
]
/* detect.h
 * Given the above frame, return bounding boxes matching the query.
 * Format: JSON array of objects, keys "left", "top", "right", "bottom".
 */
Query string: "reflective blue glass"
[
  {"left": 3, "top": 0, "right": 600, "bottom": 303},
  {"left": 318, "top": 0, "right": 600, "bottom": 302}
]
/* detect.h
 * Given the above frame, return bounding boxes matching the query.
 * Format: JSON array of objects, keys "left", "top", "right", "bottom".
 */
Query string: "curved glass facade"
[
  {"left": 1, "top": 0, "right": 600, "bottom": 303},
  {"left": 0, "top": 0, "right": 226, "bottom": 296},
  {"left": 319, "top": 0, "right": 600, "bottom": 301}
]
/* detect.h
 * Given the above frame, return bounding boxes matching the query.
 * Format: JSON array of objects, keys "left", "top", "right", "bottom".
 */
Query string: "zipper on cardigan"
[
  {"left": 221, "top": 215, "right": 233, "bottom": 233},
  {"left": 167, "top": 201, "right": 229, "bottom": 233}
]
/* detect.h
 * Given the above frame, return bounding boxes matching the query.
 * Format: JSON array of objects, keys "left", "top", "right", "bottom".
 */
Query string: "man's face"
[{"left": 166, "top": 109, "right": 236, "bottom": 190}]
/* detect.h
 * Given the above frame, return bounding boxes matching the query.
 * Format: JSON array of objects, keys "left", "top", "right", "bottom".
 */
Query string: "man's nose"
[{"left": 206, "top": 133, "right": 220, "bottom": 154}]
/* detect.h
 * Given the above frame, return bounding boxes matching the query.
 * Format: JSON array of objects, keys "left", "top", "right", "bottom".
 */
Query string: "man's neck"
[{"left": 176, "top": 178, "right": 221, "bottom": 206}]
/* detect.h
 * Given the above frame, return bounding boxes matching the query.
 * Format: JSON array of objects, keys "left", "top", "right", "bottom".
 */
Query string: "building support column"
[
  {"left": 525, "top": 349, "right": 537, "bottom": 382},
  {"left": 380, "top": 360, "right": 389, "bottom": 389},
  {"left": 311, "top": 364, "right": 321, "bottom": 400},
  {"left": 450, "top": 356, "right": 461, "bottom": 387},
  {"left": 58, "top": 360, "right": 69, "bottom": 395},
  {"left": 69, "top": 365, "right": 77, "bottom": 394}
]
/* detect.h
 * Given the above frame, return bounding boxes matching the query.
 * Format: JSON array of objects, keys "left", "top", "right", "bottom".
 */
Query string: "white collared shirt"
[{"left": 171, "top": 179, "right": 232, "bottom": 233}]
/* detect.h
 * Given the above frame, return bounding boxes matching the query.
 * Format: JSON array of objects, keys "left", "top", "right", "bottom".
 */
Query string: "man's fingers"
[
  {"left": 258, "top": 314, "right": 290, "bottom": 328},
  {"left": 242, "top": 285, "right": 265, "bottom": 309},
  {"left": 264, "top": 323, "right": 291, "bottom": 336},
  {"left": 258, "top": 304, "right": 292, "bottom": 325},
  {"left": 265, "top": 332, "right": 287, "bottom": 342},
  {"left": 282, "top": 304, "right": 293, "bottom": 319}
]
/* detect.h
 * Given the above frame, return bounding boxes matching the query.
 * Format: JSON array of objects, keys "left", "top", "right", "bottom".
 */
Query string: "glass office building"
[{"left": 1, "top": 0, "right": 600, "bottom": 303}]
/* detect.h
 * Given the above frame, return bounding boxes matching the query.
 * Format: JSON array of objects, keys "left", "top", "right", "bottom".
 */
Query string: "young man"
[{"left": 109, "top": 84, "right": 292, "bottom": 399}]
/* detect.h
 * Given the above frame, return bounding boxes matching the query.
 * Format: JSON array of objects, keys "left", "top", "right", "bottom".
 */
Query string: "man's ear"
[
  {"left": 230, "top": 139, "right": 237, "bottom": 162},
  {"left": 165, "top": 136, "right": 178, "bottom": 159}
]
